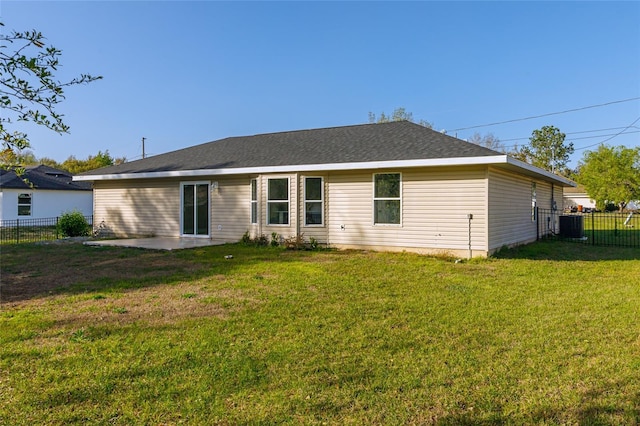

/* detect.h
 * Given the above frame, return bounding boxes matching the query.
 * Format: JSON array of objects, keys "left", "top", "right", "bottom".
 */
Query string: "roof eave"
[
  {"left": 74, "top": 155, "right": 574, "bottom": 187},
  {"left": 73, "top": 156, "right": 505, "bottom": 181},
  {"left": 504, "top": 156, "right": 576, "bottom": 187}
]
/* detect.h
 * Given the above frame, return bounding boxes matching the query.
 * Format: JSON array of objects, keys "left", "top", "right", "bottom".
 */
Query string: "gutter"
[{"left": 74, "top": 155, "right": 575, "bottom": 187}]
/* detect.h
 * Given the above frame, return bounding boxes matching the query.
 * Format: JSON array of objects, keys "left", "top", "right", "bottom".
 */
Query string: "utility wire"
[
  {"left": 573, "top": 116, "right": 640, "bottom": 151},
  {"left": 451, "top": 97, "right": 640, "bottom": 132},
  {"left": 499, "top": 126, "right": 640, "bottom": 142},
  {"left": 498, "top": 130, "right": 640, "bottom": 151},
  {"left": 497, "top": 118, "right": 640, "bottom": 152}
]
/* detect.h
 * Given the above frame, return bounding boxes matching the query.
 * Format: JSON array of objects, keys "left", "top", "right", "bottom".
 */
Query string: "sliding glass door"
[{"left": 181, "top": 182, "right": 210, "bottom": 237}]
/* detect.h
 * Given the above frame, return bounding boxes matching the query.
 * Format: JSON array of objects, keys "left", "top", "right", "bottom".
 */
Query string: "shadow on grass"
[
  {"left": 434, "top": 379, "right": 640, "bottom": 425},
  {"left": 587, "top": 229, "right": 640, "bottom": 248},
  {"left": 493, "top": 240, "right": 640, "bottom": 261},
  {"left": 0, "top": 242, "right": 320, "bottom": 303}
]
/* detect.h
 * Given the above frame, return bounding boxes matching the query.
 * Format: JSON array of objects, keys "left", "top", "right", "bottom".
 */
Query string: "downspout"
[
  {"left": 326, "top": 172, "right": 330, "bottom": 249},
  {"left": 467, "top": 213, "right": 473, "bottom": 259},
  {"left": 258, "top": 176, "right": 263, "bottom": 238},
  {"left": 296, "top": 172, "right": 301, "bottom": 239},
  {"left": 551, "top": 183, "right": 556, "bottom": 234}
]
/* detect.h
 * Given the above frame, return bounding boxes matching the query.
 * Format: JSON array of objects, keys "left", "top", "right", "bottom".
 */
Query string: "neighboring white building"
[
  {"left": 0, "top": 165, "right": 93, "bottom": 221},
  {"left": 563, "top": 185, "right": 596, "bottom": 212}
]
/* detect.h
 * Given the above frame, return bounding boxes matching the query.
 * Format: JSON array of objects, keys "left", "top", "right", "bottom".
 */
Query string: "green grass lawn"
[
  {"left": 584, "top": 212, "right": 640, "bottom": 247},
  {"left": 1, "top": 241, "right": 639, "bottom": 424},
  {"left": 0, "top": 224, "right": 59, "bottom": 244}
]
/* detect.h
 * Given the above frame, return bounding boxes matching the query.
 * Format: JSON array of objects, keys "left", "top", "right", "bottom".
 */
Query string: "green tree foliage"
[
  {"left": 577, "top": 145, "right": 640, "bottom": 211},
  {"left": 0, "top": 21, "right": 102, "bottom": 168},
  {"left": 36, "top": 156, "right": 62, "bottom": 168},
  {"left": 1, "top": 148, "right": 125, "bottom": 173},
  {"left": 58, "top": 210, "right": 91, "bottom": 237},
  {"left": 467, "top": 132, "right": 506, "bottom": 153},
  {"left": 514, "top": 125, "right": 574, "bottom": 175},
  {"left": 368, "top": 107, "right": 433, "bottom": 128},
  {"left": 61, "top": 150, "right": 124, "bottom": 174}
]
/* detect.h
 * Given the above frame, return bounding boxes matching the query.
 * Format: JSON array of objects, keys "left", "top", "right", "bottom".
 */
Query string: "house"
[
  {"left": 0, "top": 165, "right": 93, "bottom": 221},
  {"left": 562, "top": 185, "right": 596, "bottom": 212},
  {"left": 76, "top": 121, "right": 574, "bottom": 257}
]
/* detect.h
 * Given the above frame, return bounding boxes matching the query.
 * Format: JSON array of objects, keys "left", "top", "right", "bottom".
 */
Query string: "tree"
[
  {"left": 577, "top": 145, "right": 640, "bottom": 211},
  {"left": 0, "top": 21, "right": 102, "bottom": 168},
  {"left": 514, "top": 125, "right": 574, "bottom": 175},
  {"left": 467, "top": 132, "right": 505, "bottom": 153},
  {"left": 61, "top": 150, "right": 124, "bottom": 174},
  {"left": 368, "top": 107, "right": 433, "bottom": 128},
  {"left": 37, "top": 156, "right": 63, "bottom": 168}
]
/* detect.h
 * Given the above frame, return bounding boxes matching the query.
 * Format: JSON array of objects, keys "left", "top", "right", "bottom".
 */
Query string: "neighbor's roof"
[
  {"left": 563, "top": 185, "right": 589, "bottom": 195},
  {"left": 0, "top": 165, "right": 92, "bottom": 191},
  {"left": 76, "top": 121, "right": 574, "bottom": 186}
]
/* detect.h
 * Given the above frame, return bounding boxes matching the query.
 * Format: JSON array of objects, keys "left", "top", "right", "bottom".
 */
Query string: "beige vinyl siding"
[
  {"left": 95, "top": 176, "right": 256, "bottom": 241},
  {"left": 211, "top": 175, "right": 254, "bottom": 242},
  {"left": 298, "top": 174, "right": 328, "bottom": 243},
  {"left": 326, "top": 166, "right": 488, "bottom": 256},
  {"left": 260, "top": 173, "right": 297, "bottom": 239},
  {"left": 535, "top": 180, "right": 563, "bottom": 238},
  {"left": 536, "top": 181, "right": 554, "bottom": 210},
  {"left": 93, "top": 179, "right": 180, "bottom": 237},
  {"left": 92, "top": 164, "right": 566, "bottom": 256},
  {"left": 487, "top": 167, "right": 557, "bottom": 251}
]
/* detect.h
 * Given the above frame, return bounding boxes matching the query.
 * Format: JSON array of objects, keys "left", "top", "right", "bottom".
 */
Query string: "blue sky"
[{"left": 2, "top": 1, "right": 639, "bottom": 168}]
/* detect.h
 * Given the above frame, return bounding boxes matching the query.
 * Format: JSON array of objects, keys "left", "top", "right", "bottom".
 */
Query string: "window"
[
  {"left": 531, "top": 182, "right": 537, "bottom": 222},
  {"left": 250, "top": 179, "right": 258, "bottom": 224},
  {"left": 181, "top": 182, "right": 209, "bottom": 236},
  {"left": 18, "top": 193, "right": 32, "bottom": 216},
  {"left": 267, "top": 178, "right": 289, "bottom": 225},
  {"left": 373, "top": 173, "right": 401, "bottom": 225},
  {"left": 304, "top": 177, "right": 323, "bottom": 226}
]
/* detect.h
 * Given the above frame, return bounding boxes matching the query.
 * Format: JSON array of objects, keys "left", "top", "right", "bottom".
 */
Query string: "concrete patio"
[{"left": 84, "top": 237, "right": 226, "bottom": 251}]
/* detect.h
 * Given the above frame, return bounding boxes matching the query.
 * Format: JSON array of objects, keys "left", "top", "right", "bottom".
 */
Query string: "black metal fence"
[
  {"left": 0, "top": 216, "right": 93, "bottom": 244},
  {"left": 537, "top": 208, "right": 639, "bottom": 248}
]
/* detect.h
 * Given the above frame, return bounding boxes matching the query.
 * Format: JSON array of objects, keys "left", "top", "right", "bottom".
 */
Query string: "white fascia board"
[
  {"left": 73, "top": 155, "right": 509, "bottom": 181},
  {"left": 74, "top": 154, "right": 572, "bottom": 186},
  {"left": 505, "top": 156, "right": 576, "bottom": 187}
]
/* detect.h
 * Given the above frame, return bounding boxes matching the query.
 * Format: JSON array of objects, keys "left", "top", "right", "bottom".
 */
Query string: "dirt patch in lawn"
[
  {"left": 51, "top": 283, "right": 257, "bottom": 328},
  {"left": 0, "top": 243, "right": 204, "bottom": 304}
]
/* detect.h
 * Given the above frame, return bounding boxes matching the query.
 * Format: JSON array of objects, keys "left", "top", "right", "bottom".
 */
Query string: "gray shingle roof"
[
  {"left": 80, "top": 121, "right": 501, "bottom": 176},
  {"left": 0, "top": 165, "right": 92, "bottom": 190}
]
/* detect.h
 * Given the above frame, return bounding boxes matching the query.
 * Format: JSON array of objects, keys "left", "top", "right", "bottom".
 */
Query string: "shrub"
[
  {"left": 309, "top": 237, "right": 318, "bottom": 250},
  {"left": 241, "top": 231, "right": 252, "bottom": 245},
  {"left": 283, "top": 233, "right": 306, "bottom": 250},
  {"left": 58, "top": 210, "right": 90, "bottom": 237},
  {"left": 240, "top": 231, "right": 269, "bottom": 247},
  {"left": 604, "top": 203, "right": 619, "bottom": 212},
  {"left": 283, "top": 234, "right": 322, "bottom": 251},
  {"left": 270, "top": 232, "right": 280, "bottom": 247}
]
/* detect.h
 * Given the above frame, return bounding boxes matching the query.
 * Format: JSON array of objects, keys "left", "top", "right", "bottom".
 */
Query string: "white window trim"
[
  {"left": 267, "top": 177, "right": 290, "bottom": 226},
  {"left": 250, "top": 178, "right": 258, "bottom": 225},
  {"left": 531, "top": 181, "right": 537, "bottom": 222},
  {"left": 373, "top": 172, "right": 402, "bottom": 226},
  {"left": 17, "top": 193, "right": 32, "bottom": 217},
  {"left": 303, "top": 176, "right": 324, "bottom": 227},
  {"left": 180, "top": 181, "right": 211, "bottom": 238}
]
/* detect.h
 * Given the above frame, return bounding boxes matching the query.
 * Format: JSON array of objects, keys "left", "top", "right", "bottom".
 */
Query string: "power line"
[
  {"left": 499, "top": 131, "right": 640, "bottom": 151},
  {"left": 570, "top": 131, "right": 640, "bottom": 142},
  {"left": 573, "top": 116, "right": 640, "bottom": 151},
  {"left": 451, "top": 97, "right": 640, "bottom": 132},
  {"left": 499, "top": 126, "right": 640, "bottom": 143},
  {"left": 497, "top": 120, "right": 640, "bottom": 152}
]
